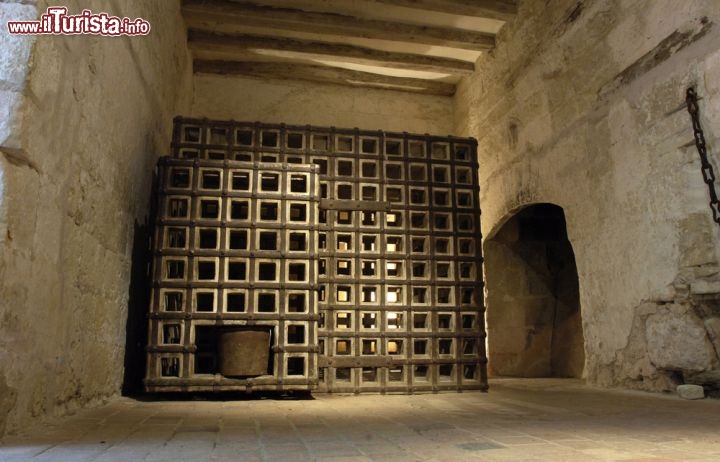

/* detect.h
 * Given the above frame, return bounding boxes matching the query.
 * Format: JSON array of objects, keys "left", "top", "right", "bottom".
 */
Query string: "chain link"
[{"left": 686, "top": 88, "right": 720, "bottom": 225}]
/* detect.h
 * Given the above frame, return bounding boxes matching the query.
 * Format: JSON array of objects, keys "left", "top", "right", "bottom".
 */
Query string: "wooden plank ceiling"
[{"left": 182, "top": 0, "right": 517, "bottom": 96}]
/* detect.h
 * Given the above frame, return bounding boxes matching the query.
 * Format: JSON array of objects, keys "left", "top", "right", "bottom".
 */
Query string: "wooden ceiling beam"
[
  {"left": 194, "top": 59, "right": 457, "bottom": 96},
  {"left": 182, "top": 0, "right": 495, "bottom": 51},
  {"left": 371, "top": 0, "right": 517, "bottom": 22},
  {"left": 187, "top": 30, "right": 475, "bottom": 75}
]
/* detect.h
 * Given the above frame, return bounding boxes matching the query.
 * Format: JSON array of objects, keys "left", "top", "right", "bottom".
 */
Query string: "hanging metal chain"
[{"left": 686, "top": 87, "right": 720, "bottom": 225}]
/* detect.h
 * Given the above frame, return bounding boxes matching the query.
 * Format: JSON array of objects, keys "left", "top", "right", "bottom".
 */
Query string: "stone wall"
[
  {"left": 192, "top": 74, "right": 454, "bottom": 134},
  {"left": 456, "top": 0, "right": 720, "bottom": 390},
  {"left": 0, "top": 0, "right": 192, "bottom": 435}
]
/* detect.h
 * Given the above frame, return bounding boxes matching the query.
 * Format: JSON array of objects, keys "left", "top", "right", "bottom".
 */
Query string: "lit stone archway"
[{"left": 484, "top": 203, "right": 585, "bottom": 378}]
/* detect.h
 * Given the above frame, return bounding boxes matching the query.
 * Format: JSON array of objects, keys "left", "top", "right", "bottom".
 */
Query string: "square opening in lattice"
[
  {"left": 408, "top": 140, "right": 425, "bottom": 157},
  {"left": 166, "top": 227, "right": 187, "bottom": 249},
  {"left": 455, "top": 167, "right": 472, "bottom": 185},
  {"left": 433, "top": 189, "right": 450, "bottom": 207},
  {"left": 170, "top": 168, "right": 191, "bottom": 189},
  {"left": 261, "top": 154, "right": 278, "bottom": 163},
  {"left": 386, "top": 211, "right": 403, "bottom": 228},
  {"left": 318, "top": 233, "right": 327, "bottom": 250},
  {"left": 461, "top": 287, "right": 475, "bottom": 304},
  {"left": 386, "top": 235, "right": 403, "bottom": 252},
  {"left": 261, "top": 130, "right": 279, "bottom": 147},
  {"left": 409, "top": 164, "right": 427, "bottom": 181},
  {"left": 386, "top": 261, "right": 403, "bottom": 278},
  {"left": 361, "top": 367, "right": 378, "bottom": 382},
  {"left": 258, "top": 262, "right": 277, "bottom": 281},
  {"left": 411, "top": 237, "right": 426, "bottom": 253},
  {"left": 287, "top": 156, "right": 303, "bottom": 164},
  {"left": 439, "top": 339, "right": 453, "bottom": 355},
  {"left": 388, "top": 339, "right": 404, "bottom": 355},
  {"left": 361, "top": 286, "right": 378, "bottom": 303},
  {"left": 361, "top": 211, "right": 377, "bottom": 227},
  {"left": 287, "top": 325, "right": 306, "bottom": 344},
  {"left": 412, "top": 287, "right": 428, "bottom": 304},
  {"left": 362, "top": 339, "right": 377, "bottom": 355},
  {"left": 431, "top": 142, "right": 449, "bottom": 160},
  {"left": 386, "top": 312, "right": 404, "bottom": 330},
  {"left": 434, "top": 237, "right": 452, "bottom": 254},
  {"left": 160, "top": 357, "right": 180, "bottom": 377},
  {"left": 288, "top": 232, "right": 308, "bottom": 252},
  {"left": 457, "top": 190, "right": 473, "bottom": 208},
  {"left": 336, "top": 311, "right": 352, "bottom": 329},
  {"left": 258, "top": 231, "right": 278, "bottom": 250},
  {"left": 433, "top": 213, "right": 451, "bottom": 230},
  {"left": 337, "top": 210, "right": 353, "bottom": 225},
  {"left": 336, "top": 259, "right": 352, "bottom": 277},
  {"left": 195, "top": 291, "right": 215, "bottom": 312},
  {"left": 260, "top": 172, "right": 280, "bottom": 191},
  {"left": 226, "top": 200, "right": 249, "bottom": 222},
  {"left": 410, "top": 212, "right": 427, "bottom": 229},
  {"left": 463, "top": 339, "right": 478, "bottom": 355},
  {"left": 183, "top": 125, "right": 201, "bottom": 143},
  {"left": 436, "top": 262, "right": 452, "bottom": 279},
  {"left": 289, "top": 203, "right": 307, "bottom": 222},
  {"left": 437, "top": 287, "right": 453, "bottom": 304},
  {"left": 288, "top": 262, "right": 307, "bottom": 281},
  {"left": 460, "top": 263, "right": 475, "bottom": 280},
  {"left": 287, "top": 357, "right": 305, "bottom": 376},
  {"left": 226, "top": 291, "right": 247, "bottom": 312},
  {"left": 438, "top": 313, "right": 453, "bottom": 329},
  {"left": 361, "top": 312, "right": 378, "bottom": 329},
  {"left": 462, "top": 313, "right": 477, "bottom": 329},
  {"left": 413, "top": 312, "right": 428, "bottom": 330},
  {"left": 200, "top": 170, "right": 222, "bottom": 190},
  {"left": 458, "top": 238, "right": 474, "bottom": 255},
  {"left": 362, "top": 185, "right": 378, "bottom": 201},
  {"left": 410, "top": 188, "right": 426, "bottom": 205},
  {"left": 178, "top": 148, "right": 199, "bottom": 159},
  {"left": 235, "top": 128, "right": 253, "bottom": 146},
  {"left": 162, "top": 291, "right": 184, "bottom": 311},
  {"left": 198, "top": 228, "right": 218, "bottom": 249},
  {"left": 337, "top": 183, "right": 353, "bottom": 199},
  {"left": 458, "top": 214, "right": 474, "bottom": 231},
  {"left": 162, "top": 323, "right": 182, "bottom": 344},
  {"left": 259, "top": 202, "right": 279, "bottom": 221},
  {"left": 312, "top": 134, "right": 330, "bottom": 151},
  {"left": 385, "top": 139, "right": 402, "bottom": 156},
  {"left": 413, "top": 339, "right": 428, "bottom": 355},
  {"left": 463, "top": 364, "right": 478, "bottom": 380},
  {"left": 439, "top": 364, "right": 454, "bottom": 380},
  {"left": 336, "top": 339, "right": 352, "bottom": 355},
  {"left": 257, "top": 292, "right": 277, "bottom": 312},
  {"left": 199, "top": 199, "right": 220, "bottom": 219},
  {"left": 385, "top": 163, "right": 403, "bottom": 180},
  {"left": 318, "top": 259, "right": 327, "bottom": 276},
  {"left": 230, "top": 171, "right": 250, "bottom": 190},
  {"left": 361, "top": 137, "right": 378, "bottom": 154},
  {"left": 167, "top": 197, "right": 189, "bottom": 218},
  {"left": 228, "top": 230, "right": 248, "bottom": 250},
  {"left": 227, "top": 260, "right": 247, "bottom": 280},
  {"left": 432, "top": 166, "right": 450, "bottom": 184},
  {"left": 287, "top": 292, "right": 307, "bottom": 313},
  {"left": 455, "top": 144, "right": 470, "bottom": 160},
  {"left": 165, "top": 259, "right": 186, "bottom": 280},
  {"left": 336, "top": 285, "right": 352, "bottom": 303},
  {"left": 197, "top": 260, "right": 217, "bottom": 280},
  {"left": 233, "top": 152, "right": 252, "bottom": 161},
  {"left": 414, "top": 364, "right": 429, "bottom": 380},
  {"left": 337, "top": 135, "right": 354, "bottom": 152},
  {"left": 287, "top": 132, "right": 304, "bottom": 149},
  {"left": 386, "top": 186, "right": 403, "bottom": 203},
  {"left": 335, "top": 367, "right": 351, "bottom": 382},
  {"left": 289, "top": 174, "right": 308, "bottom": 193},
  {"left": 313, "top": 158, "right": 328, "bottom": 174},
  {"left": 386, "top": 286, "right": 403, "bottom": 304},
  {"left": 412, "top": 262, "right": 427, "bottom": 279},
  {"left": 361, "top": 161, "right": 377, "bottom": 178},
  {"left": 337, "top": 159, "right": 354, "bottom": 176},
  {"left": 362, "top": 235, "right": 377, "bottom": 252},
  {"left": 336, "top": 233, "right": 353, "bottom": 252},
  {"left": 361, "top": 260, "right": 377, "bottom": 277},
  {"left": 388, "top": 366, "right": 404, "bottom": 381}
]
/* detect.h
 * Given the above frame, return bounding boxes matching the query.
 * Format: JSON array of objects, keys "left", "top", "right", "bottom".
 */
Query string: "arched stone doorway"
[{"left": 484, "top": 203, "right": 584, "bottom": 377}]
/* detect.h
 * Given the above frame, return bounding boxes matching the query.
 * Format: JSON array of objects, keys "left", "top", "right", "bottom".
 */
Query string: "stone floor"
[{"left": 2, "top": 378, "right": 720, "bottom": 462}]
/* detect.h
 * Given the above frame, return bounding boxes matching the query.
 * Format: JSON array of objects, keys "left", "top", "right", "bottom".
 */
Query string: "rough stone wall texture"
[
  {"left": 192, "top": 74, "right": 455, "bottom": 134},
  {"left": 456, "top": 0, "right": 720, "bottom": 390},
  {"left": 0, "top": 0, "right": 192, "bottom": 435}
]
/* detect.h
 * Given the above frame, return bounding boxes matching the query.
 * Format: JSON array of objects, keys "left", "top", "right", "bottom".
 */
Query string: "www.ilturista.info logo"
[{"left": 7, "top": 7, "right": 150, "bottom": 36}]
